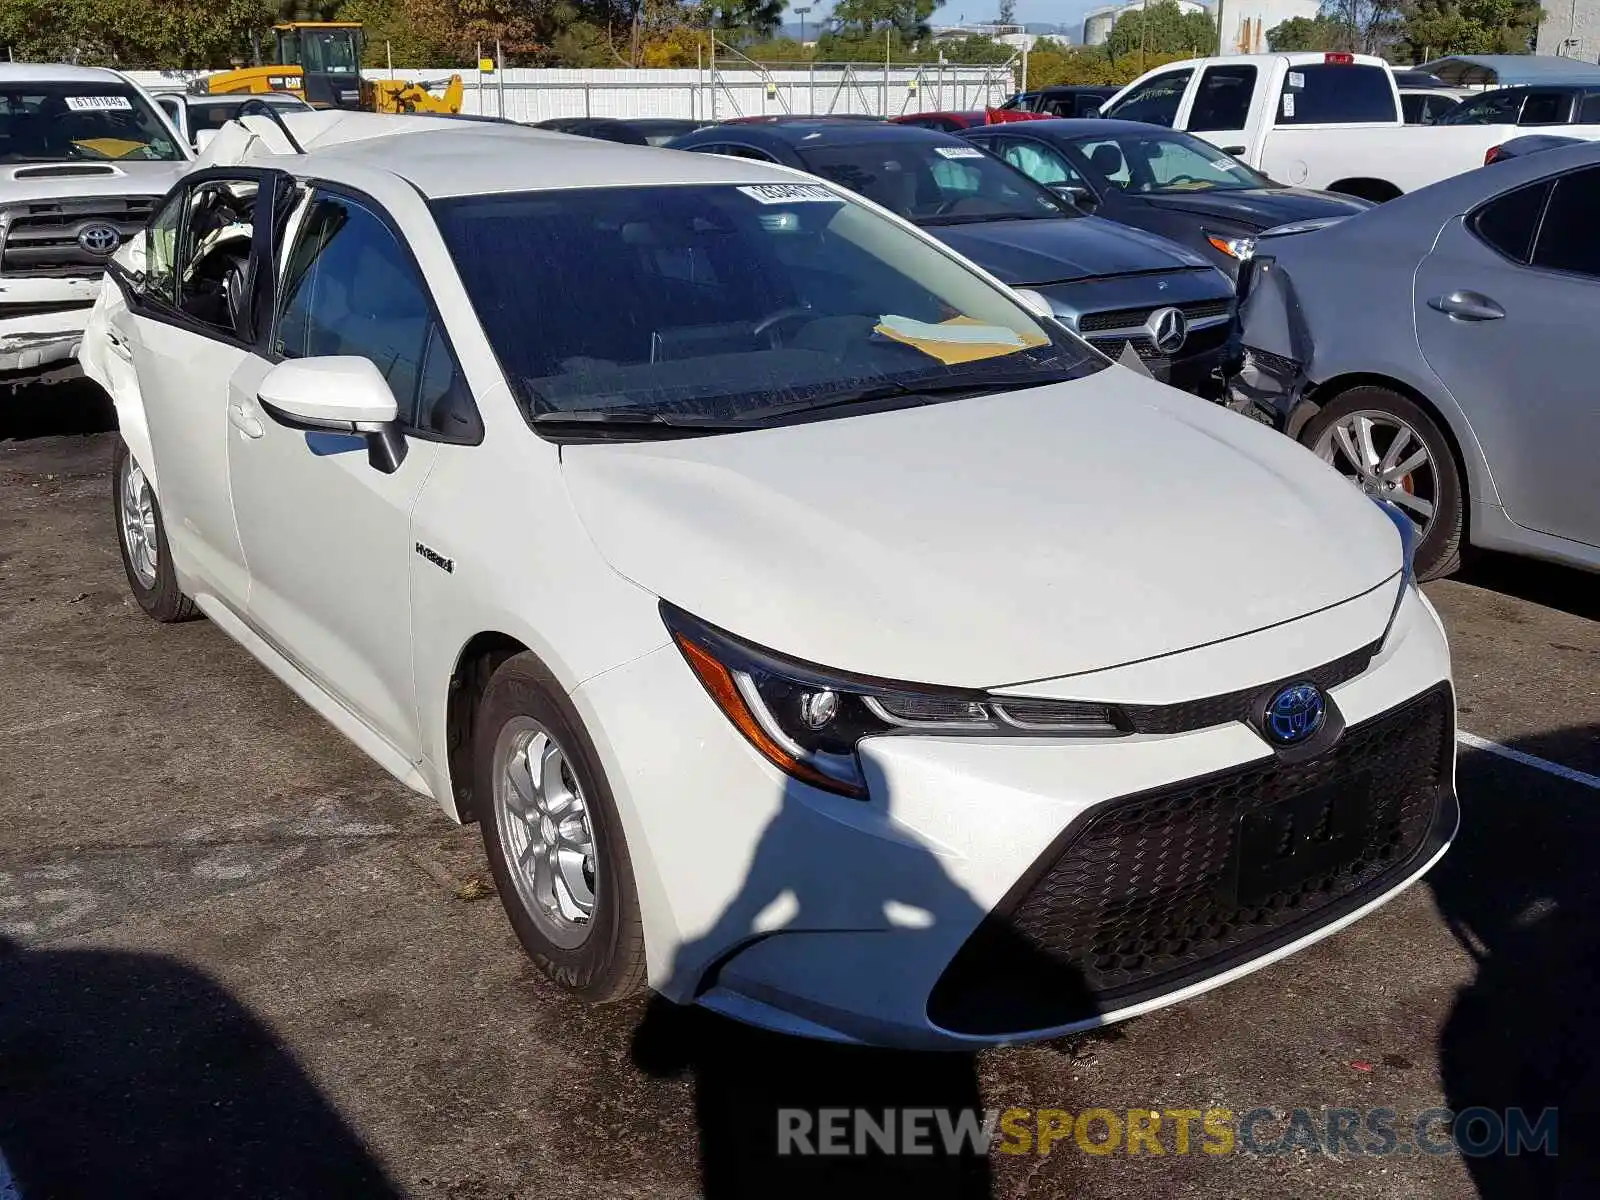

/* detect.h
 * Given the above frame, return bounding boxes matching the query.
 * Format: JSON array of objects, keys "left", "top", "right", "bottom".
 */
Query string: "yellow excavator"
[{"left": 189, "top": 22, "right": 464, "bottom": 115}]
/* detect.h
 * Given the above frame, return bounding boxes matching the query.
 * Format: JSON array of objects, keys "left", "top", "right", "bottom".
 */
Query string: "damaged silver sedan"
[{"left": 1226, "top": 141, "right": 1600, "bottom": 581}]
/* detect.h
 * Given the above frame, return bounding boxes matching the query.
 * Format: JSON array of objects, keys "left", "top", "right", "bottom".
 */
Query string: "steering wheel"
[{"left": 751, "top": 305, "right": 813, "bottom": 347}]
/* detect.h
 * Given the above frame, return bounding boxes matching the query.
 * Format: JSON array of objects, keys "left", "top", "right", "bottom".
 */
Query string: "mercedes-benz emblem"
[
  {"left": 77, "top": 224, "right": 121, "bottom": 256},
  {"left": 1144, "top": 306, "right": 1188, "bottom": 355}
]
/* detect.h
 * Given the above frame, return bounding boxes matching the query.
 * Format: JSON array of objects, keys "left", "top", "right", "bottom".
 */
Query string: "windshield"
[
  {"left": 1071, "top": 132, "right": 1269, "bottom": 193},
  {"left": 433, "top": 184, "right": 1100, "bottom": 435},
  {"left": 793, "top": 139, "right": 1072, "bottom": 225},
  {"left": 1439, "top": 90, "right": 1523, "bottom": 126},
  {"left": 189, "top": 96, "right": 310, "bottom": 134},
  {"left": 280, "top": 28, "right": 361, "bottom": 74},
  {"left": 0, "top": 83, "right": 184, "bottom": 162}
]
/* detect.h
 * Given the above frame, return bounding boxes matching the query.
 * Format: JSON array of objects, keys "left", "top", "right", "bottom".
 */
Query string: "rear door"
[
  {"left": 1414, "top": 167, "right": 1600, "bottom": 548},
  {"left": 1186, "top": 63, "right": 1261, "bottom": 158},
  {"left": 112, "top": 168, "right": 286, "bottom": 612}
]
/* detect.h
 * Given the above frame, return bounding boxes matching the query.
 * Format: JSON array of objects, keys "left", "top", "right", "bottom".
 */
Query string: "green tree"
[
  {"left": 707, "top": 0, "right": 782, "bottom": 41},
  {"left": 1266, "top": 14, "right": 1345, "bottom": 49},
  {"left": 826, "top": 0, "right": 942, "bottom": 42},
  {"left": 929, "top": 33, "right": 1013, "bottom": 63},
  {"left": 1105, "top": 1, "right": 1216, "bottom": 60},
  {"left": 1400, "top": 0, "right": 1541, "bottom": 57}
]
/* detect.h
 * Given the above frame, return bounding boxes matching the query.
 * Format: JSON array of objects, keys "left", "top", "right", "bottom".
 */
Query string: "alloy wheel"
[
  {"left": 119, "top": 454, "right": 159, "bottom": 589},
  {"left": 494, "top": 719, "right": 598, "bottom": 949},
  {"left": 1313, "top": 409, "right": 1437, "bottom": 539}
]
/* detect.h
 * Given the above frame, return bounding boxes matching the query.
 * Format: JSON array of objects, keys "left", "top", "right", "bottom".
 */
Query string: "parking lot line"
[
  {"left": 1, "top": 1148, "right": 21, "bottom": 1200},
  {"left": 1458, "top": 730, "right": 1600, "bottom": 790}
]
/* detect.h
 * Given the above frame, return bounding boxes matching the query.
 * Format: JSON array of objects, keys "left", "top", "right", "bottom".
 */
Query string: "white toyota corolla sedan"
[{"left": 80, "top": 111, "right": 1456, "bottom": 1048}]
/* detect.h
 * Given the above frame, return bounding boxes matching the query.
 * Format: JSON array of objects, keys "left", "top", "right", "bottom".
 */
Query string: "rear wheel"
[
  {"left": 1301, "top": 386, "right": 1464, "bottom": 580},
  {"left": 474, "top": 653, "right": 647, "bottom": 1001},
  {"left": 111, "top": 438, "right": 198, "bottom": 622}
]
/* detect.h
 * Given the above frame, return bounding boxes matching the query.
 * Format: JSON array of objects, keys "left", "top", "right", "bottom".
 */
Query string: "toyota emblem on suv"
[
  {"left": 77, "top": 224, "right": 121, "bottom": 255},
  {"left": 1144, "top": 306, "right": 1188, "bottom": 355}
]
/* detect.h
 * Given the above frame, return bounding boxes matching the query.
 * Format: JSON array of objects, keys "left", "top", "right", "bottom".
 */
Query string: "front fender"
[{"left": 78, "top": 276, "right": 157, "bottom": 496}]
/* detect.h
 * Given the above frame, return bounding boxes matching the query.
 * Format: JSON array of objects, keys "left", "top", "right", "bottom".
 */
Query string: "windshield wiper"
[
  {"left": 738, "top": 370, "right": 1073, "bottom": 423},
  {"left": 531, "top": 408, "right": 762, "bottom": 438}
]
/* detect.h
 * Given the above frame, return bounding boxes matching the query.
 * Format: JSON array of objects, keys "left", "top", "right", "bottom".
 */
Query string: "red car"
[{"left": 891, "top": 109, "right": 1052, "bottom": 132}]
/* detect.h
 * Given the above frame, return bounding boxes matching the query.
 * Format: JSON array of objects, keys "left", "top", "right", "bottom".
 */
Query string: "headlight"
[
  {"left": 1373, "top": 497, "right": 1418, "bottom": 587},
  {"left": 664, "top": 604, "right": 1127, "bottom": 799},
  {"left": 1205, "top": 231, "right": 1256, "bottom": 260}
]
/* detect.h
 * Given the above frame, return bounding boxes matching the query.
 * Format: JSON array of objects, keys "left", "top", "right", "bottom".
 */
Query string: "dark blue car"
[
  {"left": 961, "top": 119, "right": 1371, "bottom": 279},
  {"left": 665, "top": 120, "right": 1238, "bottom": 395}
]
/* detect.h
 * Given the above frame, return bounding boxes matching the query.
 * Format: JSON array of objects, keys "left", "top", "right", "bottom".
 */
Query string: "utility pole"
[{"left": 1215, "top": 0, "right": 1226, "bottom": 55}]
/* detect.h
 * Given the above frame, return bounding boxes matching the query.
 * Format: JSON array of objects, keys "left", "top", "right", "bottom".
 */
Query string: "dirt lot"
[{"left": 2, "top": 387, "right": 1597, "bottom": 1199}]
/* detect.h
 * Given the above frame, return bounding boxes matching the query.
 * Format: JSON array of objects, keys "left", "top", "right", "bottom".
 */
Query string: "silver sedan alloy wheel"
[
  {"left": 1313, "top": 409, "right": 1437, "bottom": 539},
  {"left": 494, "top": 718, "right": 598, "bottom": 949},
  {"left": 119, "top": 454, "right": 159, "bottom": 589}
]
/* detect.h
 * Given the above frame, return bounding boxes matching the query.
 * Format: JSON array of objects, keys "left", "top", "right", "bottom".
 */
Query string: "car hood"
[
  {"left": 925, "top": 215, "right": 1207, "bottom": 286},
  {"left": 0, "top": 159, "right": 190, "bottom": 202},
  {"left": 560, "top": 371, "right": 1401, "bottom": 687},
  {"left": 1141, "top": 187, "right": 1370, "bottom": 231}
]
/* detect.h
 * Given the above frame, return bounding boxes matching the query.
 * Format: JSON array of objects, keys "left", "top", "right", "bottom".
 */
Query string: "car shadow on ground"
[
  {"left": 629, "top": 788, "right": 1094, "bottom": 1199},
  {"left": 1432, "top": 724, "right": 1600, "bottom": 1196},
  {"left": 0, "top": 934, "right": 399, "bottom": 1198},
  {"left": 0, "top": 380, "right": 114, "bottom": 442},
  {"left": 1453, "top": 550, "right": 1599, "bottom": 624}
]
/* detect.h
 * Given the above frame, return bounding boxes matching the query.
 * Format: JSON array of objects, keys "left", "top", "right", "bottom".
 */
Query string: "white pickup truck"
[
  {"left": 1101, "top": 52, "right": 1592, "bottom": 201},
  {"left": 0, "top": 63, "right": 190, "bottom": 386}
]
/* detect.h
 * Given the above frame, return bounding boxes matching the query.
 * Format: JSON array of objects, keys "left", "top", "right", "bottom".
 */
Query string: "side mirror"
[
  {"left": 257, "top": 356, "right": 408, "bottom": 473},
  {"left": 1012, "top": 288, "right": 1055, "bottom": 319},
  {"left": 1052, "top": 183, "right": 1098, "bottom": 212}
]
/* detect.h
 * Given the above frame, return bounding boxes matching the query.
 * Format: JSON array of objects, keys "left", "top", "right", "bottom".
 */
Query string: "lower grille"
[
  {"left": 1, "top": 196, "right": 156, "bottom": 279},
  {"left": 929, "top": 685, "right": 1454, "bottom": 1036}
]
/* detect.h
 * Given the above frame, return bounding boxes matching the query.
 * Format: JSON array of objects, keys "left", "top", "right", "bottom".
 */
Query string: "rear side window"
[
  {"left": 1519, "top": 92, "right": 1569, "bottom": 126},
  {"left": 1442, "top": 90, "right": 1523, "bottom": 125},
  {"left": 1275, "top": 64, "right": 1395, "bottom": 125},
  {"left": 1581, "top": 94, "right": 1600, "bottom": 123},
  {"left": 1471, "top": 181, "right": 1550, "bottom": 263},
  {"left": 1531, "top": 167, "right": 1600, "bottom": 278},
  {"left": 1103, "top": 69, "right": 1192, "bottom": 128},
  {"left": 1189, "top": 65, "right": 1256, "bottom": 131}
]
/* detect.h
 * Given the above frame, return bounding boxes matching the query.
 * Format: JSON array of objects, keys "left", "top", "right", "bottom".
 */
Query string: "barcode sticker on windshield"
[
  {"left": 1282, "top": 93, "right": 1296, "bottom": 118},
  {"left": 1287, "top": 71, "right": 1306, "bottom": 89},
  {"left": 1211, "top": 158, "right": 1237, "bottom": 171},
  {"left": 736, "top": 183, "right": 841, "bottom": 204},
  {"left": 65, "top": 95, "right": 133, "bottom": 111},
  {"left": 935, "top": 146, "right": 986, "bottom": 159}
]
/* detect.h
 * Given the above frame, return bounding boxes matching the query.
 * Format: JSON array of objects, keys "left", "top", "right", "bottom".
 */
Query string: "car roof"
[
  {"left": 0, "top": 62, "right": 135, "bottom": 85},
  {"left": 975, "top": 117, "right": 1186, "bottom": 139},
  {"left": 288, "top": 123, "right": 819, "bottom": 198},
  {"left": 704, "top": 120, "right": 959, "bottom": 147}
]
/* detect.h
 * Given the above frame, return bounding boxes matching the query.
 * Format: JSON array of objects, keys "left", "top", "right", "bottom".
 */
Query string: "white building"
[
  {"left": 1216, "top": 0, "right": 1321, "bottom": 54},
  {"left": 1081, "top": 0, "right": 1213, "bottom": 49},
  {"left": 1079, "top": 0, "right": 1320, "bottom": 54},
  {"left": 1538, "top": 0, "right": 1600, "bottom": 61}
]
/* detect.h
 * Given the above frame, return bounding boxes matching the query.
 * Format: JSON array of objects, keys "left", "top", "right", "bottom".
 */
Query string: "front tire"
[
  {"left": 474, "top": 653, "right": 647, "bottom": 1001},
  {"left": 111, "top": 438, "right": 197, "bottom": 622},
  {"left": 1301, "top": 386, "right": 1464, "bottom": 580}
]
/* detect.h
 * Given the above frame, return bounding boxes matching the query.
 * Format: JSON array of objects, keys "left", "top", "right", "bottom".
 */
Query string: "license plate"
[{"left": 1236, "top": 774, "right": 1373, "bottom": 906}]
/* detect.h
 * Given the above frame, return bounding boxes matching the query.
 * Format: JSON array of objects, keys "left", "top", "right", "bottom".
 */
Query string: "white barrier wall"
[{"left": 124, "top": 65, "right": 1017, "bottom": 123}]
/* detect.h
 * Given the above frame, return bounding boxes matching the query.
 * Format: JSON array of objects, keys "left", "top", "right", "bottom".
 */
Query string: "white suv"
[
  {"left": 81, "top": 112, "right": 1456, "bottom": 1048},
  {"left": 0, "top": 64, "right": 189, "bottom": 385}
]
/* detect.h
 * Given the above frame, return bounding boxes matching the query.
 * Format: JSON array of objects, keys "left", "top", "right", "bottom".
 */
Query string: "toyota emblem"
[
  {"left": 77, "top": 223, "right": 121, "bottom": 256},
  {"left": 1144, "top": 306, "right": 1188, "bottom": 355}
]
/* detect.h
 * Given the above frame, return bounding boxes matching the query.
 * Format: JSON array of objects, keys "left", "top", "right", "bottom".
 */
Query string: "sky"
[{"left": 783, "top": 0, "right": 1107, "bottom": 36}]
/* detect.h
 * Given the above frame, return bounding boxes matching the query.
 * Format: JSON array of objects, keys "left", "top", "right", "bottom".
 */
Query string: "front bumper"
[
  {"left": 0, "top": 285, "right": 101, "bottom": 380},
  {"left": 574, "top": 583, "right": 1453, "bottom": 1049}
]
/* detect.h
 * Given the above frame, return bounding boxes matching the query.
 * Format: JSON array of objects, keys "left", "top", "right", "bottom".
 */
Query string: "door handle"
[
  {"left": 1428, "top": 290, "right": 1505, "bottom": 322},
  {"left": 227, "top": 401, "right": 263, "bottom": 439},
  {"left": 104, "top": 329, "right": 133, "bottom": 361}
]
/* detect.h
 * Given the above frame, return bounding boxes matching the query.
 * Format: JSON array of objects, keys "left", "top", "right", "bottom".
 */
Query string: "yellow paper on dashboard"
[
  {"left": 71, "top": 138, "right": 147, "bottom": 159},
  {"left": 872, "top": 314, "right": 1049, "bottom": 366}
]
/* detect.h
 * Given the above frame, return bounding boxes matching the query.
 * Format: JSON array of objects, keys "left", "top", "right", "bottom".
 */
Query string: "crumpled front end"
[{"left": 1224, "top": 253, "right": 1321, "bottom": 437}]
